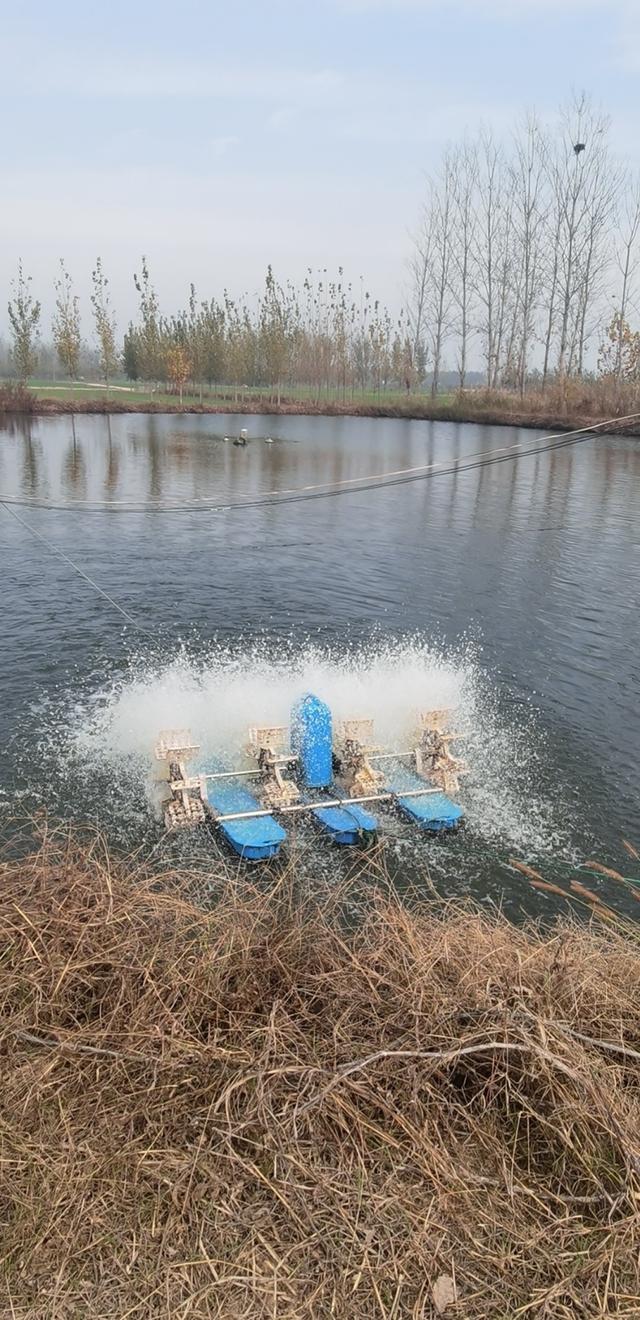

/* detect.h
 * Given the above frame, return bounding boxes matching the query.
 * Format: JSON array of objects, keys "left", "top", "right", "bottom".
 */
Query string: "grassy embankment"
[
  {"left": 26, "top": 380, "right": 438, "bottom": 411},
  {"left": 3, "top": 378, "right": 640, "bottom": 433},
  {"left": 1, "top": 828, "right": 639, "bottom": 1317}
]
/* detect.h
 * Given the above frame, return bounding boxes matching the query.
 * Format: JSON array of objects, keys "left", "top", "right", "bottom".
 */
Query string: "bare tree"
[
  {"left": 540, "top": 186, "right": 564, "bottom": 385},
  {"left": 611, "top": 176, "right": 640, "bottom": 379},
  {"left": 407, "top": 203, "right": 434, "bottom": 381},
  {"left": 574, "top": 134, "right": 622, "bottom": 374},
  {"left": 492, "top": 172, "right": 517, "bottom": 386},
  {"left": 408, "top": 96, "right": 631, "bottom": 390},
  {"left": 510, "top": 115, "right": 547, "bottom": 394},
  {"left": 472, "top": 131, "right": 505, "bottom": 387},
  {"left": 408, "top": 154, "right": 456, "bottom": 397},
  {"left": 428, "top": 154, "right": 456, "bottom": 396},
  {"left": 449, "top": 141, "right": 478, "bottom": 389},
  {"left": 551, "top": 95, "right": 616, "bottom": 377}
]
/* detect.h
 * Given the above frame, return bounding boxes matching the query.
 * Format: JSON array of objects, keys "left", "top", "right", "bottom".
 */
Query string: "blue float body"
[
  {"left": 384, "top": 759, "right": 463, "bottom": 832},
  {"left": 291, "top": 693, "right": 333, "bottom": 788},
  {"left": 199, "top": 761, "right": 286, "bottom": 860},
  {"left": 291, "top": 694, "right": 376, "bottom": 843},
  {"left": 307, "top": 791, "right": 377, "bottom": 845}
]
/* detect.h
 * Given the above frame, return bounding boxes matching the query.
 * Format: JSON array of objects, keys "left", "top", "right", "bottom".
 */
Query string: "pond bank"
[
  {"left": 3, "top": 385, "right": 640, "bottom": 436},
  {"left": 2, "top": 832, "right": 639, "bottom": 1316}
]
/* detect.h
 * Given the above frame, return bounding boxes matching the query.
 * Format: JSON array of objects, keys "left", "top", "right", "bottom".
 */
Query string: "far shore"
[{"left": 2, "top": 383, "right": 640, "bottom": 436}]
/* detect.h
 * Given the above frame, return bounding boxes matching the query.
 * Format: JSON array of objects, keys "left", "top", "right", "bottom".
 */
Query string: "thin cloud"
[
  {"left": 211, "top": 136, "right": 240, "bottom": 157},
  {"left": 267, "top": 107, "right": 297, "bottom": 132},
  {"left": 0, "top": 163, "right": 408, "bottom": 319},
  {"left": 614, "top": 0, "right": 640, "bottom": 72},
  {"left": 334, "top": 0, "right": 609, "bottom": 12},
  {"left": 3, "top": 52, "right": 343, "bottom": 103}
]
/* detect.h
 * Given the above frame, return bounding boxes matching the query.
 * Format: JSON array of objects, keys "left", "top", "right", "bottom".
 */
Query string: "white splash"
[{"left": 64, "top": 637, "right": 563, "bottom": 853}]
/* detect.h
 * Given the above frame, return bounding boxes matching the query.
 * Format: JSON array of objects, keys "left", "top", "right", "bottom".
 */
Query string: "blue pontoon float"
[
  {"left": 155, "top": 698, "right": 465, "bottom": 861},
  {"left": 201, "top": 765, "right": 286, "bottom": 861}
]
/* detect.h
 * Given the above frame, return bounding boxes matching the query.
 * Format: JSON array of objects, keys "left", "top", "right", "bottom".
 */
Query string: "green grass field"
[
  {"left": 27, "top": 379, "right": 454, "bottom": 411},
  {"left": 29, "top": 380, "right": 192, "bottom": 407}
]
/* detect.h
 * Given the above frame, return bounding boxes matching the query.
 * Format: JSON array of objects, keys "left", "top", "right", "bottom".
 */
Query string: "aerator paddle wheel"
[
  {"left": 415, "top": 709, "right": 468, "bottom": 797},
  {"left": 333, "top": 718, "right": 386, "bottom": 797},
  {"left": 247, "top": 725, "right": 300, "bottom": 809},
  {"left": 155, "top": 730, "right": 206, "bottom": 831},
  {"left": 153, "top": 694, "right": 466, "bottom": 859}
]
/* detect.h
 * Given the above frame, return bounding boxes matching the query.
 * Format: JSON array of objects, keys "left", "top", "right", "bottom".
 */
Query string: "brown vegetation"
[
  {"left": 1, "top": 833, "right": 639, "bottom": 1317},
  {"left": 0, "top": 382, "right": 38, "bottom": 414},
  {"left": 3, "top": 378, "right": 640, "bottom": 436},
  {"left": 462, "top": 377, "right": 640, "bottom": 428}
]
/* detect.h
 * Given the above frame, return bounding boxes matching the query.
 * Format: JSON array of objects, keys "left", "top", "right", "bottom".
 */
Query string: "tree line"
[
  {"left": 5, "top": 93, "right": 640, "bottom": 401},
  {"left": 6, "top": 257, "right": 119, "bottom": 389},
  {"left": 409, "top": 93, "right": 640, "bottom": 396},
  {"left": 5, "top": 257, "right": 417, "bottom": 402}
]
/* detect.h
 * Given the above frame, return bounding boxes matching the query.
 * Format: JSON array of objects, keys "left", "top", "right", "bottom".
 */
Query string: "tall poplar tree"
[
  {"left": 8, "top": 261, "right": 41, "bottom": 382},
  {"left": 91, "top": 258, "right": 119, "bottom": 387},
  {"left": 52, "top": 259, "right": 81, "bottom": 379}
]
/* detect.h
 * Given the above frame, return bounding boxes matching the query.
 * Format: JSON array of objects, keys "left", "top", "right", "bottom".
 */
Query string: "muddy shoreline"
[{"left": 4, "top": 392, "right": 640, "bottom": 436}]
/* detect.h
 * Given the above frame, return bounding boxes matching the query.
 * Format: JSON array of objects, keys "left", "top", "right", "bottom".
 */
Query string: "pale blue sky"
[{"left": 1, "top": 0, "right": 639, "bottom": 328}]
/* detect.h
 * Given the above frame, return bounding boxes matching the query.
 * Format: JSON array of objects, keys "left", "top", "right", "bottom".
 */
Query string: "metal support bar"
[
  {"left": 210, "top": 786, "right": 440, "bottom": 824},
  {"left": 201, "top": 761, "right": 298, "bottom": 783},
  {"left": 387, "top": 787, "right": 441, "bottom": 800},
  {"left": 369, "top": 752, "right": 413, "bottom": 762}
]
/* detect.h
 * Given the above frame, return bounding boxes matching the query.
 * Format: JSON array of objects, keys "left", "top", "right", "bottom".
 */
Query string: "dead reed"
[
  {"left": 1, "top": 830, "right": 639, "bottom": 1317},
  {"left": 0, "top": 382, "right": 37, "bottom": 414},
  {"left": 8, "top": 375, "right": 640, "bottom": 432}
]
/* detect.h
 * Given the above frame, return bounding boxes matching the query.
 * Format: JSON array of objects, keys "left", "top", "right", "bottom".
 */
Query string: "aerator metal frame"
[{"left": 154, "top": 697, "right": 466, "bottom": 859}]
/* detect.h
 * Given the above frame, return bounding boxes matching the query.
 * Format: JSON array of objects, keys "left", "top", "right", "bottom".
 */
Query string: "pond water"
[{"left": 1, "top": 411, "right": 638, "bottom": 917}]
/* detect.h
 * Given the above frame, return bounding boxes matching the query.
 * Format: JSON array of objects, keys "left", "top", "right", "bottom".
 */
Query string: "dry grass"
[
  {"left": 443, "top": 379, "right": 640, "bottom": 433},
  {"left": 1, "top": 833, "right": 639, "bottom": 1318},
  {"left": 6, "top": 374, "right": 640, "bottom": 432},
  {"left": 0, "top": 382, "right": 37, "bottom": 414}
]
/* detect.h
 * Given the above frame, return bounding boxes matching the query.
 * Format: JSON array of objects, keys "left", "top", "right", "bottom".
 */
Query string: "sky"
[{"left": 1, "top": 0, "right": 640, "bottom": 332}]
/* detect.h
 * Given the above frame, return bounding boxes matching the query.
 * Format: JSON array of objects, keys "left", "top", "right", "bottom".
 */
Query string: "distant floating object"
[
  {"left": 264, "top": 436, "right": 273, "bottom": 444},
  {"left": 233, "top": 427, "right": 248, "bottom": 447},
  {"left": 573, "top": 142, "right": 586, "bottom": 155},
  {"left": 223, "top": 436, "right": 230, "bottom": 442}
]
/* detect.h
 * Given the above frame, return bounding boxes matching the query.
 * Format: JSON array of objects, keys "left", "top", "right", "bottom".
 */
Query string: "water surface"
[{"left": 1, "top": 411, "right": 638, "bottom": 914}]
